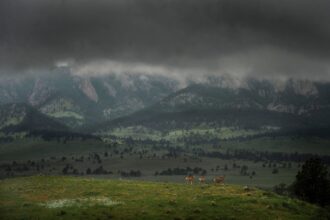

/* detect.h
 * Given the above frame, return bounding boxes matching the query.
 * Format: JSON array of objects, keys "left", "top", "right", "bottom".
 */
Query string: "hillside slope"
[
  {"left": 0, "top": 70, "right": 178, "bottom": 128},
  {"left": 0, "top": 103, "right": 105, "bottom": 160},
  {"left": 0, "top": 176, "right": 327, "bottom": 220},
  {"left": 0, "top": 103, "right": 68, "bottom": 133}
]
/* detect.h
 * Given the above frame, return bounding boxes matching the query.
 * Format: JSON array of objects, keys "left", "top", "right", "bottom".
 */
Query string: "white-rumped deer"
[
  {"left": 199, "top": 176, "right": 206, "bottom": 184},
  {"left": 185, "top": 175, "right": 195, "bottom": 185},
  {"left": 213, "top": 176, "right": 225, "bottom": 184}
]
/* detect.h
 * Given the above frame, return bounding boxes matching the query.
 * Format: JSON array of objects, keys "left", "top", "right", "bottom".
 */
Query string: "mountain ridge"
[
  {"left": 93, "top": 79, "right": 330, "bottom": 137},
  {"left": 2, "top": 72, "right": 330, "bottom": 135}
]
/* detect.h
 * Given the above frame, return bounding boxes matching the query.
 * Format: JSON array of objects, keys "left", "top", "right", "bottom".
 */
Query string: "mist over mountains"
[
  {"left": 1, "top": 0, "right": 330, "bottom": 81},
  {"left": 1, "top": 69, "right": 330, "bottom": 138}
]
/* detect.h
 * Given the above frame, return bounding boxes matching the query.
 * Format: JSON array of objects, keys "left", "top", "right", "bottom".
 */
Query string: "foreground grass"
[{"left": 0, "top": 176, "right": 327, "bottom": 220}]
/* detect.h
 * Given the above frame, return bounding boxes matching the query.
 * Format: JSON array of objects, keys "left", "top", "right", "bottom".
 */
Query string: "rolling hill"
[
  {"left": 0, "top": 176, "right": 327, "bottom": 220},
  {"left": 0, "top": 103, "right": 68, "bottom": 133}
]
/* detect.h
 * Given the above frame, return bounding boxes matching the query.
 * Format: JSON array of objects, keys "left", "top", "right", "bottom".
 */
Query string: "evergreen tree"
[{"left": 292, "top": 157, "right": 330, "bottom": 206}]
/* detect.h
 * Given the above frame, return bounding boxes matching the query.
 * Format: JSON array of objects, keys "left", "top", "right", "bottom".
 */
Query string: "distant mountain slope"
[
  {"left": 95, "top": 78, "right": 330, "bottom": 137},
  {"left": 0, "top": 103, "right": 68, "bottom": 133},
  {"left": 0, "top": 103, "right": 104, "bottom": 144},
  {"left": 155, "top": 79, "right": 330, "bottom": 114},
  {"left": 2, "top": 71, "right": 330, "bottom": 135},
  {"left": 0, "top": 69, "right": 179, "bottom": 128}
]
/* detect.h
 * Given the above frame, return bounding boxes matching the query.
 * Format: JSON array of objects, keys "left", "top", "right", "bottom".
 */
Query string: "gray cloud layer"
[{"left": 1, "top": 0, "right": 330, "bottom": 80}]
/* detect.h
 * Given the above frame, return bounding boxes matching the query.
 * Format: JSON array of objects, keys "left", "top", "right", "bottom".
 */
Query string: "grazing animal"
[
  {"left": 199, "top": 176, "right": 206, "bottom": 184},
  {"left": 213, "top": 176, "right": 225, "bottom": 184},
  {"left": 185, "top": 175, "right": 195, "bottom": 185}
]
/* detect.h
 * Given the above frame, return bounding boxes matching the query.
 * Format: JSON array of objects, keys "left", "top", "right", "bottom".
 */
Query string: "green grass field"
[{"left": 0, "top": 176, "right": 327, "bottom": 220}]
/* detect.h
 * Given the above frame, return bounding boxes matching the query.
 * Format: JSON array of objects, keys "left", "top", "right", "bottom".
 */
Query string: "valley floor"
[{"left": 1, "top": 136, "right": 329, "bottom": 188}]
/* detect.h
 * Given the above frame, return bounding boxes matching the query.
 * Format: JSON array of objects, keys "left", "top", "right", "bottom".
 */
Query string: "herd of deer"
[{"left": 185, "top": 175, "right": 225, "bottom": 185}]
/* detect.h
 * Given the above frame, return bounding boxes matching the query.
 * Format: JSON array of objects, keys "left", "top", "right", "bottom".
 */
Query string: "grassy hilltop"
[{"left": 0, "top": 176, "right": 327, "bottom": 220}]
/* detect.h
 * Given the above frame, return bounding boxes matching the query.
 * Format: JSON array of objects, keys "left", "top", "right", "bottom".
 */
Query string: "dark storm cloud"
[{"left": 0, "top": 0, "right": 330, "bottom": 79}]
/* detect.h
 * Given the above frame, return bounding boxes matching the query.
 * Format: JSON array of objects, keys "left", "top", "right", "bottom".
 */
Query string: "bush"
[{"left": 273, "top": 183, "right": 292, "bottom": 196}]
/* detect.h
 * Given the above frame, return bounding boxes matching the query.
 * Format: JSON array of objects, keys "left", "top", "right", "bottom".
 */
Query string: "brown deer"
[
  {"left": 185, "top": 175, "right": 195, "bottom": 185},
  {"left": 199, "top": 176, "right": 206, "bottom": 184},
  {"left": 213, "top": 176, "right": 225, "bottom": 185}
]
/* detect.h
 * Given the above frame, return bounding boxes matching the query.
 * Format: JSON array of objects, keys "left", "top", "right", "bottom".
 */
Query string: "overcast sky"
[{"left": 1, "top": 0, "right": 330, "bottom": 80}]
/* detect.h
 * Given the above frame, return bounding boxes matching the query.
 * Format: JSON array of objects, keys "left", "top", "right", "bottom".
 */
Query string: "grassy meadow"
[{"left": 0, "top": 176, "right": 328, "bottom": 220}]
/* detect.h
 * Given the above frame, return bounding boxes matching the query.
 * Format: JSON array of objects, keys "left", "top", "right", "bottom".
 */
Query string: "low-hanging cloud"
[{"left": 1, "top": 0, "right": 330, "bottom": 80}]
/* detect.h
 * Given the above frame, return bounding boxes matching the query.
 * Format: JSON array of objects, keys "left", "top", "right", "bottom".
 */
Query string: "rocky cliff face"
[
  {"left": 74, "top": 77, "right": 99, "bottom": 102},
  {"left": 28, "top": 79, "right": 55, "bottom": 106}
]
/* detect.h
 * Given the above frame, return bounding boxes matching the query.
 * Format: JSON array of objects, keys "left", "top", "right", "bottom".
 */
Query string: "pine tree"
[{"left": 292, "top": 157, "right": 330, "bottom": 206}]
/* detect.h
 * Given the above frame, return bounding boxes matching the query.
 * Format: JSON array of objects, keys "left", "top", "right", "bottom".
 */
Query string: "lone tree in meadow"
[{"left": 292, "top": 157, "right": 330, "bottom": 206}]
